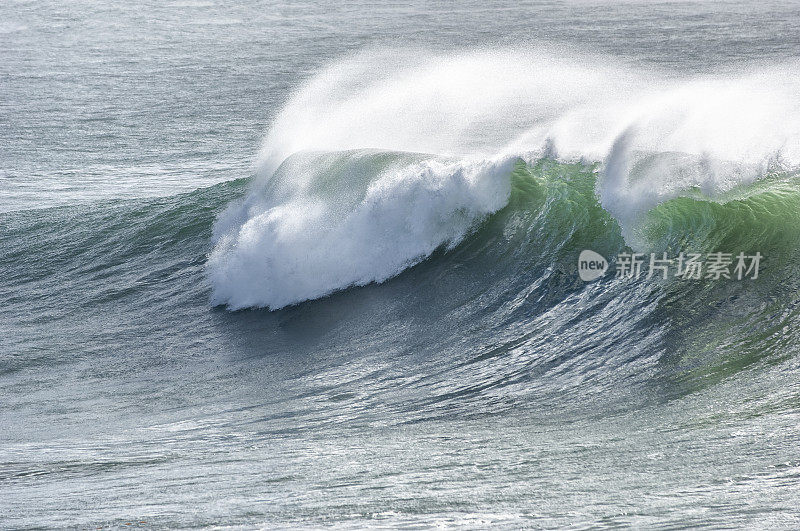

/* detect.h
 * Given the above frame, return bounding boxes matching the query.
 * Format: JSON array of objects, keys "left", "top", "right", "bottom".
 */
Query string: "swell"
[
  {"left": 421, "top": 161, "right": 800, "bottom": 407},
  {"left": 3, "top": 159, "right": 800, "bottom": 407},
  {"left": 0, "top": 178, "right": 248, "bottom": 371},
  {"left": 0, "top": 178, "right": 247, "bottom": 291},
  {"left": 3, "top": 161, "right": 798, "bottom": 305}
]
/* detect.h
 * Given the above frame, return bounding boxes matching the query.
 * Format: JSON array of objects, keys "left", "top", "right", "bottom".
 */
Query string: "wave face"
[{"left": 207, "top": 48, "right": 800, "bottom": 310}]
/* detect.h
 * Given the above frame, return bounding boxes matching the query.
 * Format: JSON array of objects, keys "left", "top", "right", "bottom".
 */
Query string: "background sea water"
[{"left": 2, "top": 1, "right": 800, "bottom": 528}]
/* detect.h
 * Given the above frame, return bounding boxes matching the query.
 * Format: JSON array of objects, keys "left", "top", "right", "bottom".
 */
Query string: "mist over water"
[{"left": 3, "top": 1, "right": 800, "bottom": 528}]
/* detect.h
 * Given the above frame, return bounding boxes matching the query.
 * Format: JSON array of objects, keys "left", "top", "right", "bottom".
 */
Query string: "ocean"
[{"left": 2, "top": 0, "right": 800, "bottom": 528}]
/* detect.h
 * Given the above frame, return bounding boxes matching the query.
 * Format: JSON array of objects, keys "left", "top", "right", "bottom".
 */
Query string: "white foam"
[
  {"left": 209, "top": 48, "right": 800, "bottom": 309},
  {"left": 209, "top": 153, "right": 514, "bottom": 309}
]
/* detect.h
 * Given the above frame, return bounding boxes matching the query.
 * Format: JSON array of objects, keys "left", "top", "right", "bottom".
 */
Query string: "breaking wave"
[{"left": 208, "top": 48, "right": 800, "bottom": 310}]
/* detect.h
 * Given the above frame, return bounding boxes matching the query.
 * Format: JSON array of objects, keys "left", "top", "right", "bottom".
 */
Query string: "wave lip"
[{"left": 208, "top": 153, "right": 514, "bottom": 310}]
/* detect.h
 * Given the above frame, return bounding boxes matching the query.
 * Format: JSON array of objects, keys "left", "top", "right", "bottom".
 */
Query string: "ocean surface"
[{"left": 3, "top": 0, "right": 800, "bottom": 528}]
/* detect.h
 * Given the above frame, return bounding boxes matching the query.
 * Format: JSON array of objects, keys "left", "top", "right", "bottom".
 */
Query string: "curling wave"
[{"left": 208, "top": 48, "right": 800, "bottom": 310}]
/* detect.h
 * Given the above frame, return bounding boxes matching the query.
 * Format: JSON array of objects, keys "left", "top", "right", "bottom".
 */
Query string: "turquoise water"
[{"left": 2, "top": 1, "right": 800, "bottom": 528}]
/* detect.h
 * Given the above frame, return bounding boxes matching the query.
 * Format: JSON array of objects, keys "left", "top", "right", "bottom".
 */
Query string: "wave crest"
[
  {"left": 209, "top": 48, "right": 800, "bottom": 309},
  {"left": 209, "top": 151, "right": 513, "bottom": 309}
]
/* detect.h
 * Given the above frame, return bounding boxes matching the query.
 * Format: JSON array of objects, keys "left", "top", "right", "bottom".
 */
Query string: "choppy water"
[{"left": 3, "top": 0, "right": 800, "bottom": 528}]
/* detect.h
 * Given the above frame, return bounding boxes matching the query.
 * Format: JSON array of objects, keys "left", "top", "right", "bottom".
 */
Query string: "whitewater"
[{"left": 208, "top": 48, "right": 800, "bottom": 309}]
